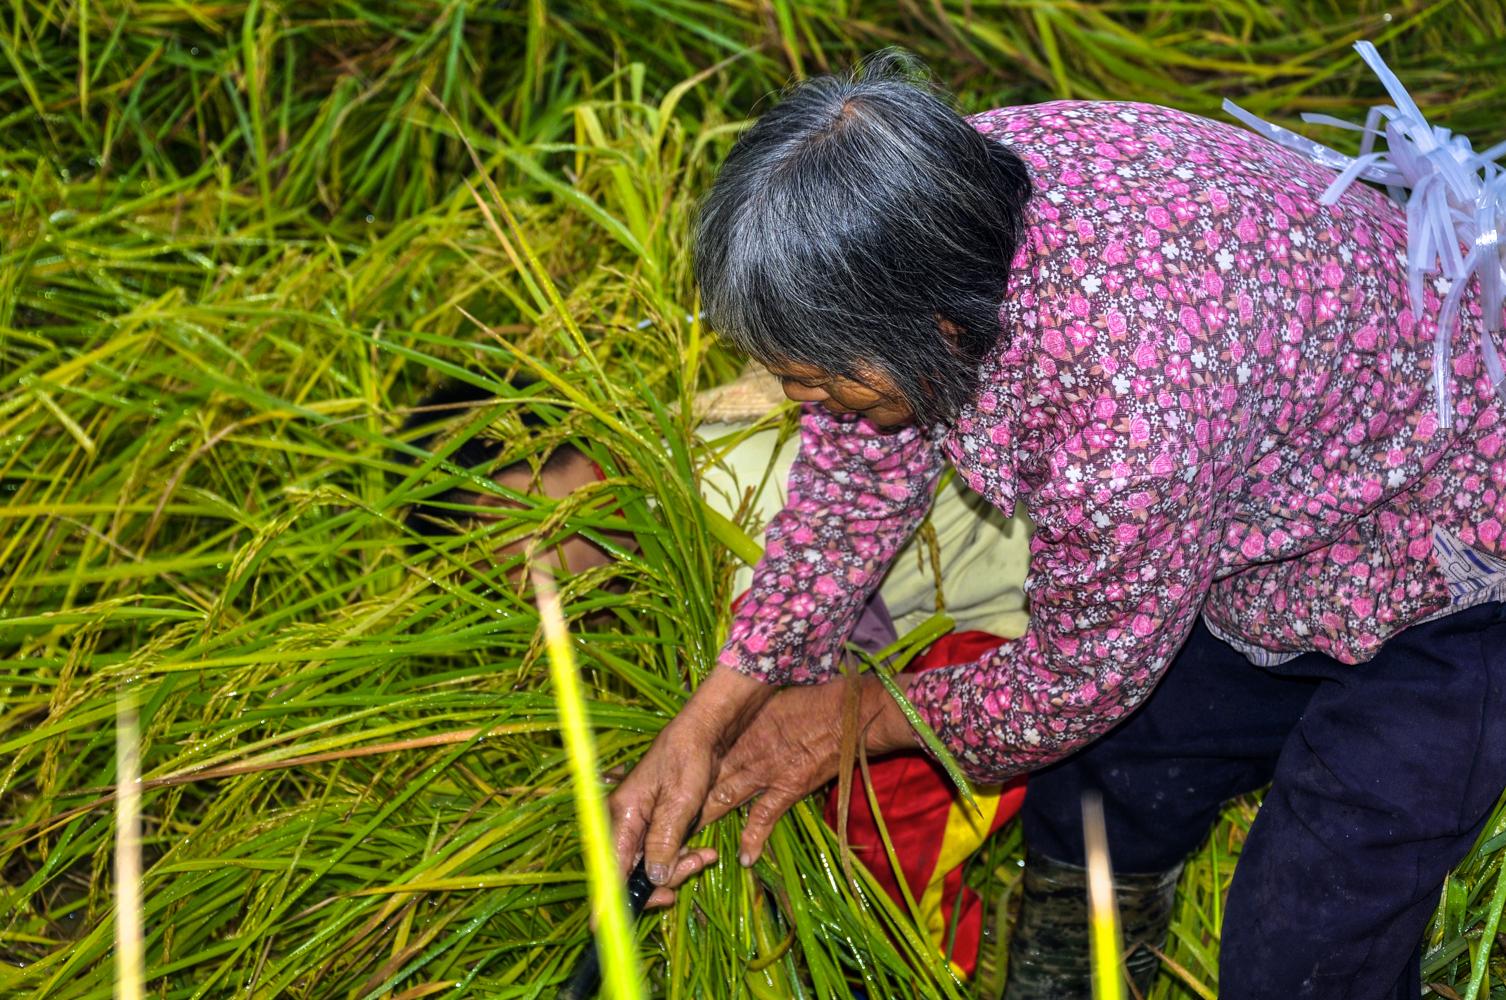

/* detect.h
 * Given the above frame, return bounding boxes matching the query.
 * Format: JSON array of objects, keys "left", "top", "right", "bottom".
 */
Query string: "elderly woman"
[{"left": 608, "top": 52, "right": 1506, "bottom": 999}]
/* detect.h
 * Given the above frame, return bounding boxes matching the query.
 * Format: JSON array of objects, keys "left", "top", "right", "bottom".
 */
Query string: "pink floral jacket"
[{"left": 718, "top": 101, "right": 1506, "bottom": 782}]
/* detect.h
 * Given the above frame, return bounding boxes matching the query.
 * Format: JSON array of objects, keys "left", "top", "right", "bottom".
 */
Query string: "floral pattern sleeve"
[
  {"left": 906, "top": 448, "right": 1220, "bottom": 782},
  {"left": 718, "top": 403, "right": 945, "bottom": 685}
]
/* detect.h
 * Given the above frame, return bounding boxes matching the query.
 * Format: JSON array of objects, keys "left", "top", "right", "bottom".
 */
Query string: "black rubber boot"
[{"left": 1001, "top": 852, "right": 1182, "bottom": 999}]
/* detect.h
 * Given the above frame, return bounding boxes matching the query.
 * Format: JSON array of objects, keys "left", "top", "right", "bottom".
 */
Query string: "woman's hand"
[
  {"left": 608, "top": 665, "right": 775, "bottom": 890},
  {"left": 699, "top": 672, "right": 920, "bottom": 868}
]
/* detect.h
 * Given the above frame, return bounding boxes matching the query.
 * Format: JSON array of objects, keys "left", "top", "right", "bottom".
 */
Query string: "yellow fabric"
[{"left": 919, "top": 786, "right": 1003, "bottom": 976}]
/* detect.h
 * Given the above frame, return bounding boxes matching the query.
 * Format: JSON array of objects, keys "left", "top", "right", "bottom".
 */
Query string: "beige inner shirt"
[{"left": 698, "top": 420, "right": 1033, "bottom": 641}]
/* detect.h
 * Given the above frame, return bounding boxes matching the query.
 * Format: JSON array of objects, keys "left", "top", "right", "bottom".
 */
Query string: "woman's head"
[{"left": 694, "top": 50, "right": 1032, "bottom": 428}]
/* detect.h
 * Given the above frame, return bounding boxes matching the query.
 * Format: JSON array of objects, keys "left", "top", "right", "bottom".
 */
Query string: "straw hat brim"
[{"left": 690, "top": 364, "right": 790, "bottom": 422}]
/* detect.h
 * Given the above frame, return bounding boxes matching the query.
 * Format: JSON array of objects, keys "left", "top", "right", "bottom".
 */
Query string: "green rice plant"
[{"left": 4, "top": 2, "right": 1506, "bottom": 998}]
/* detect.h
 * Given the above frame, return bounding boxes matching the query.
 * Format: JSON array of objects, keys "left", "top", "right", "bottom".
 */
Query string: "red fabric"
[{"left": 823, "top": 630, "right": 1026, "bottom": 977}]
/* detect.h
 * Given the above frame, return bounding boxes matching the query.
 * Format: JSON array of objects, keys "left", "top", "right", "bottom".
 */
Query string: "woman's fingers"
[
  {"left": 607, "top": 718, "right": 719, "bottom": 884},
  {"left": 682, "top": 846, "right": 720, "bottom": 878},
  {"left": 642, "top": 847, "right": 719, "bottom": 909},
  {"left": 644, "top": 887, "right": 678, "bottom": 909},
  {"left": 607, "top": 667, "right": 778, "bottom": 886},
  {"left": 641, "top": 797, "right": 698, "bottom": 884},
  {"left": 664, "top": 846, "right": 718, "bottom": 887},
  {"left": 608, "top": 672, "right": 825, "bottom": 893},
  {"left": 704, "top": 757, "right": 810, "bottom": 866},
  {"left": 712, "top": 746, "right": 814, "bottom": 867},
  {"left": 698, "top": 760, "right": 762, "bottom": 829},
  {"left": 609, "top": 791, "right": 651, "bottom": 879},
  {"left": 738, "top": 787, "right": 803, "bottom": 867},
  {"left": 703, "top": 683, "right": 850, "bottom": 866}
]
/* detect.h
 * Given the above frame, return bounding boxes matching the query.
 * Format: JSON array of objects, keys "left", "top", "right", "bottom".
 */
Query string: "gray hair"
[{"left": 694, "top": 51, "right": 1032, "bottom": 426}]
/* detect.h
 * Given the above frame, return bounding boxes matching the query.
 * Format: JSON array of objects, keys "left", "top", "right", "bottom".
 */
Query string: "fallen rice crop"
[{"left": 3, "top": 2, "right": 1505, "bottom": 997}]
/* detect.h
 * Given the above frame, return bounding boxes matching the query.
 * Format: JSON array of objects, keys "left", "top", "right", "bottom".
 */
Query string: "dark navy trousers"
[{"left": 1021, "top": 601, "right": 1506, "bottom": 999}]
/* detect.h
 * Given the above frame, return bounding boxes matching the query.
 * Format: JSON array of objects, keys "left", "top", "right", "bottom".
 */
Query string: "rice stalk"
[
  {"left": 1082, "top": 793, "right": 1125, "bottom": 1000},
  {"left": 112, "top": 695, "right": 143, "bottom": 1000},
  {"left": 532, "top": 565, "right": 641, "bottom": 1000}
]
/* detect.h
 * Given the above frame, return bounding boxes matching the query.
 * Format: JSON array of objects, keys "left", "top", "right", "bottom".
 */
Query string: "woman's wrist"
[
  {"left": 679, "top": 663, "right": 779, "bottom": 755},
  {"left": 860, "top": 672, "right": 923, "bottom": 755}
]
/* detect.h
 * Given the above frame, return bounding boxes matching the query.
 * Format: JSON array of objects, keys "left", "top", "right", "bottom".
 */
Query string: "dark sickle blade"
[
  {"left": 556, "top": 810, "right": 701, "bottom": 1000},
  {"left": 556, "top": 862, "right": 657, "bottom": 1000}
]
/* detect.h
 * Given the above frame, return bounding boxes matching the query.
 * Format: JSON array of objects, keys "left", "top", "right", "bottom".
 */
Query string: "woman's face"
[{"left": 768, "top": 361, "right": 915, "bottom": 429}]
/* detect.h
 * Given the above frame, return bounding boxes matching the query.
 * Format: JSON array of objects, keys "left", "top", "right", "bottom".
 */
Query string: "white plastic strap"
[{"left": 1223, "top": 40, "right": 1506, "bottom": 429}]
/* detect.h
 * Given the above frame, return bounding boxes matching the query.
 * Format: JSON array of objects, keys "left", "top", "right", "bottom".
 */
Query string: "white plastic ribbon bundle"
[{"left": 1223, "top": 40, "right": 1506, "bottom": 429}]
